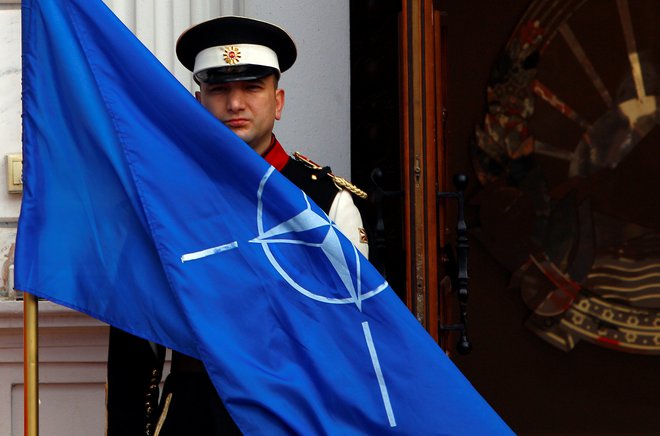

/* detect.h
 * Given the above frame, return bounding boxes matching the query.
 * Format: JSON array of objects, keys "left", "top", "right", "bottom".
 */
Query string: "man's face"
[{"left": 196, "top": 75, "right": 284, "bottom": 155}]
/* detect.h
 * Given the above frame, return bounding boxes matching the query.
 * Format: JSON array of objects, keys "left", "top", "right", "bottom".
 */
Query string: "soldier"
[{"left": 107, "top": 16, "right": 368, "bottom": 436}]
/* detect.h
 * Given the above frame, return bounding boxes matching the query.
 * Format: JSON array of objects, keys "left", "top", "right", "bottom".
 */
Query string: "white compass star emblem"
[{"left": 250, "top": 167, "right": 387, "bottom": 311}]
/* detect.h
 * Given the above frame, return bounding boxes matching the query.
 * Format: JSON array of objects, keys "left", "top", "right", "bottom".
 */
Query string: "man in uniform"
[{"left": 107, "top": 16, "right": 368, "bottom": 436}]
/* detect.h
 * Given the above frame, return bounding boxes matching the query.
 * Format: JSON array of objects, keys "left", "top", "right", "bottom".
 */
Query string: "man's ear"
[
  {"left": 195, "top": 91, "right": 202, "bottom": 102},
  {"left": 275, "top": 88, "right": 285, "bottom": 120}
]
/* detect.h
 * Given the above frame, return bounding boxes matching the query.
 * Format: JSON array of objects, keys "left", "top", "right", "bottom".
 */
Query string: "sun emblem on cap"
[{"left": 223, "top": 46, "right": 242, "bottom": 65}]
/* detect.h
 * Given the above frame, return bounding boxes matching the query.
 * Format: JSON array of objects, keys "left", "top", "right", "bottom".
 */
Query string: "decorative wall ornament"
[{"left": 474, "top": 0, "right": 660, "bottom": 354}]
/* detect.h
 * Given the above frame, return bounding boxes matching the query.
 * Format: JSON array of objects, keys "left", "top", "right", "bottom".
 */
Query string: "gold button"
[{"left": 358, "top": 227, "right": 369, "bottom": 244}]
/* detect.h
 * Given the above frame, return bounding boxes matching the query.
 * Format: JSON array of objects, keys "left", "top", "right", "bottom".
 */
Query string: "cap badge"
[{"left": 223, "top": 46, "right": 242, "bottom": 65}]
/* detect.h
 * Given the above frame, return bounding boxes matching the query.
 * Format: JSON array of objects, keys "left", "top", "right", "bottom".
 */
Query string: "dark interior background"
[{"left": 350, "top": 1, "right": 660, "bottom": 434}]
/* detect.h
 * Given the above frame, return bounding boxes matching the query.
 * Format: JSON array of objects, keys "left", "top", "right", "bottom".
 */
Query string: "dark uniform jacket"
[{"left": 107, "top": 138, "right": 354, "bottom": 436}]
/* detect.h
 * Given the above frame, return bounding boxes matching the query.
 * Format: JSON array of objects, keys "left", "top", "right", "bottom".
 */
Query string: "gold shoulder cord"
[{"left": 293, "top": 152, "right": 367, "bottom": 199}]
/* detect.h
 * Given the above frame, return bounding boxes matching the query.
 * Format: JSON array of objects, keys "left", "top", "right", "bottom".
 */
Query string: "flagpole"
[{"left": 23, "top": 292, "right": 39, "bottom": 436}]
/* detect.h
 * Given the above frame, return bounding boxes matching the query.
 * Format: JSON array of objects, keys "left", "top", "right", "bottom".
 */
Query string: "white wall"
[
  {"left": 0, "top": 2, "right": 22, "bottom": 219},
  {"left": 243, "top": 0, "right": 352, "bottom": 178}
]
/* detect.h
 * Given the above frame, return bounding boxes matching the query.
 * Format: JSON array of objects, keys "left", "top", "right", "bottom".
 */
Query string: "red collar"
[{"left": 261, "top": 136, "right": 290, "bottom": 171}]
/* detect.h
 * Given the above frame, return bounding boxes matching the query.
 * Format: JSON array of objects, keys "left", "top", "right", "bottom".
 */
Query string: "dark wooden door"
[
  {"left": 351, "top": 0, "right": 454, "bottom": 349},
  {"left": 400, "top": 0, "right": 451, "bottom": 345}
]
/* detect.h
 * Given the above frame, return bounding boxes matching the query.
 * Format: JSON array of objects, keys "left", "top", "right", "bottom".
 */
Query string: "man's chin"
[
  {"left": 226, "top": 128, "right": 251, "bottom": 144},
  {"left": 235, "top": 134, "right": 258, "bottom": 150}
]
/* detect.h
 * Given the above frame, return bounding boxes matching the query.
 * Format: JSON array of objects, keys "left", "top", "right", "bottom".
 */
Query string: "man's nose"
[{"left": 226, "top": 89, "right": 246, "bottom": 112}]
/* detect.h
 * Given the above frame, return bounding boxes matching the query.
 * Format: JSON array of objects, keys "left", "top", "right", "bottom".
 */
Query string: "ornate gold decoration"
[
  {"left": 154, "top": 393, "right": 173, "bottom": 436},
  {"left": 223, "top": 46, "right": 241, "bottom": 65},
  {"left": 474, "top": 0, "right": 660, "bottom": 354},
  {"left": 293, "top": 152, "right": 368, "bottom": 199},
  {"left": 358, "top": 228, "right": 369, "bottom": 244}
]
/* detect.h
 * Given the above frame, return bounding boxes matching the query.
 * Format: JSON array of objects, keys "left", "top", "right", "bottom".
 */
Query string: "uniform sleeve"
[
  {"left": 328, "top": 189, "right": 369, "bottom": 259},
  {"left": 107, "top": 326, "right": 165, "bottom": 436}
]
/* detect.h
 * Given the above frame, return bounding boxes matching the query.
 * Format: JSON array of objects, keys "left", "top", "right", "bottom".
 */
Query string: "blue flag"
[{"left": 16, "top": 0, "right": 512, "bottom": 434}]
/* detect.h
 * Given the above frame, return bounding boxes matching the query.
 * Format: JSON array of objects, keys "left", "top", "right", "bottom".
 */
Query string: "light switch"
[{"left": 6, "top": 153, "right": 22, "bottom": 194}]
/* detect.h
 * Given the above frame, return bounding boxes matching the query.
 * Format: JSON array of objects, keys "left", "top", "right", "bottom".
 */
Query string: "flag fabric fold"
[{"left": 16, "top": 0, "right": 512, "bottom": 434}]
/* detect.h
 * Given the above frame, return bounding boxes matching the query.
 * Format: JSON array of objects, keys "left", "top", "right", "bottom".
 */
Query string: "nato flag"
[{"left": 16, "top": 0, "right": 512, "bottom": 434}]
